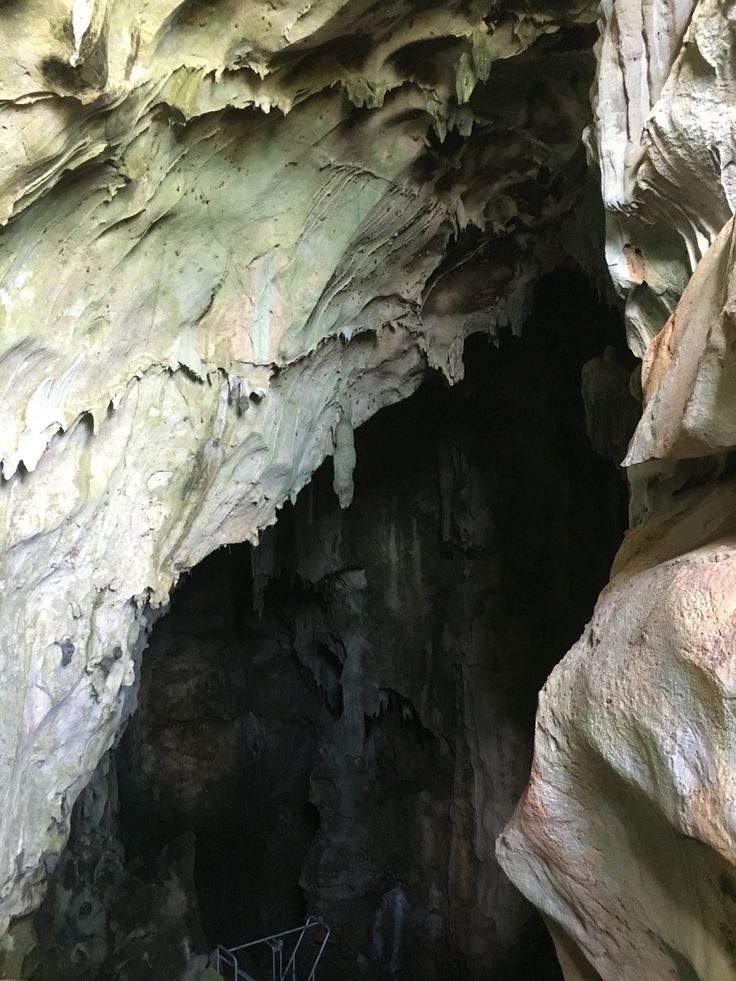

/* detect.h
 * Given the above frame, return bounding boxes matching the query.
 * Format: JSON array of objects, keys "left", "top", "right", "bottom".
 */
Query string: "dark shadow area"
[
  {"left": 117, "top": 269, "right": 629, "bottom": 979},
  {"left": 38, "top": 269, "right": 631, "bottom": 981}
]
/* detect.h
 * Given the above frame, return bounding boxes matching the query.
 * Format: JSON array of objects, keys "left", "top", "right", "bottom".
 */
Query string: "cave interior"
[{"left": 34, "top": 271, "right": 630, "bottom": 981}]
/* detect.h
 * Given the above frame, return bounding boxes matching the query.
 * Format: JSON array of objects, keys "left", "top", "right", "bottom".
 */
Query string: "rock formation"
[
  {"left": 498, "top": 3, "right": 736, "bottom": 980},
  {"left": 0, "top": 0, "right": 735, "bottom": 979}
]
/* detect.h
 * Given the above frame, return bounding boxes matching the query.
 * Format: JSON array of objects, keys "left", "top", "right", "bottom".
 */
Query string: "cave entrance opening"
[{"left": 67, "top": 269, "right": 631, "bottom": 981}]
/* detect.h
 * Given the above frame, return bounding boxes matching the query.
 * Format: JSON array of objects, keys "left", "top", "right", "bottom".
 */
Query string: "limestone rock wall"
[
  {"left": 36, "top": 303, "right": 625, "bottom": 981},
  {"left": 499, "top": 4, "right": 736, "bottom": 980},
  {"left": 500, "top": 481, "right": 736, "bottom": 981},
  {"left": 588, "top": 0, "right": 736, "bottom": 357},
  {"left": 5, "top": 0, "right": 736, "bottom": 978},
  {"left": 0, "top": 0, "right": 602, "bottom": 950}
]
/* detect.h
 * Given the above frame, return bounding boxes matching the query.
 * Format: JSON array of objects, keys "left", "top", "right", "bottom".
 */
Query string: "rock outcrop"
[
  {"left": 498, "top": 3, "right": 736, "bottom": 979},
  {"left": 588, "top": 0, "right": 734, "bottom": 357},
  {"left": 3, "top": 0, "right": 736, "bottom": 979},
  {"left": 7, "top": 278, "right": 629, "bottom": 980},
  {"left": 499, "top": 481, "right": 736, "bottom": 980},
  {"left": 0, "top": 0, "right": 603, "bottom": 952}
]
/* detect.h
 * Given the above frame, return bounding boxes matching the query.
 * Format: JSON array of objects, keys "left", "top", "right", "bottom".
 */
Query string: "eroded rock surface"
[
  {"left": 5, "top": 0, "right": 736, "bottom": 978},
  {"left": 34, "top": 300, "right": 626, "bottom": 981},
  {"left": 498, "top": 4, "right": 736, "bottom": 979},
  {"left": 626, "top": 217, "right": 736, "bottom": 465},
  {"left": 587, "top": 0, "right": 736, "bottom": 357},
  {"left": 0, "top": 0, "right": 603, "bottom": 947},
  {"left": 499, "top": 481, "right": 736, "bottom": 980}
]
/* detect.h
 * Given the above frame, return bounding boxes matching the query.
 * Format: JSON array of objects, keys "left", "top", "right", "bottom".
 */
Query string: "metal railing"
[{"left": 214, "top": 916, "right": 330, "bottom": 981}]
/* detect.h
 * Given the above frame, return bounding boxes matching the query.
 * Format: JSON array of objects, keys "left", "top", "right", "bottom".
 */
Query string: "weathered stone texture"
[
  {"left": 0, "top": 0, "right": 601, "bottom": 951},
  {"left": 500, "top": 481, "right": 736, "bottom": 980},
  {"left": 589, "top": 0, "right": 736, "bottom": 356},
  {"left": 500, "top": 4, "right": 736, "bottom": 979},
  {"left": 6, "top": 0, "right": 736, "bottom": 978}
]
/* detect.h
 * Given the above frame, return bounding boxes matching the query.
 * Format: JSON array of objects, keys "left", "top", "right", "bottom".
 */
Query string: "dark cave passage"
[{"left": 42, "top": 270, "right": 632, "bottom": 981}]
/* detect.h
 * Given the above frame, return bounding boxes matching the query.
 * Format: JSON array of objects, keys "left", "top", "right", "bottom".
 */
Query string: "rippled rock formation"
[
  {"left": 0, "top": 0, "right": 602, "bottom": 954},
  {"left": 499, "top": 3, "right": 736, "bottom": 979},
  {"left": 2, "top": 1, "right": 736, "bottom": 979}
]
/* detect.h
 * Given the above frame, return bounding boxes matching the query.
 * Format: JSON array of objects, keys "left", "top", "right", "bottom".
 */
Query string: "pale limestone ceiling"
[{"left": 0, "top": 0, "right": 601, "bottom": 941}]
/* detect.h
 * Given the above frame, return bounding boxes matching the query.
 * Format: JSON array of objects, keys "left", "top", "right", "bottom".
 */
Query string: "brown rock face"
[
  {"left": 499, "top": 485, "right": 736, "bottom": 980},
  {"left": 497, "top": 4, "right": 736, "bottom": 977}
]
